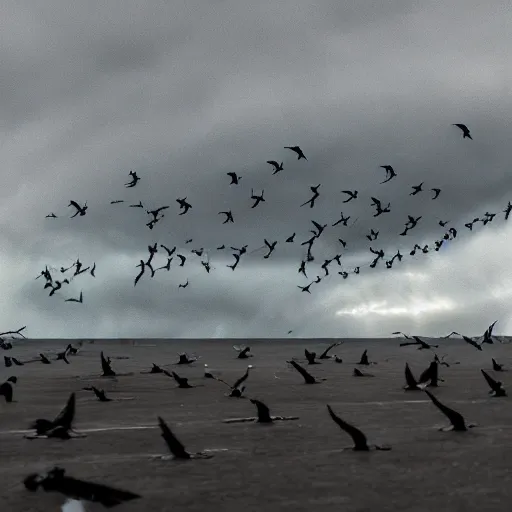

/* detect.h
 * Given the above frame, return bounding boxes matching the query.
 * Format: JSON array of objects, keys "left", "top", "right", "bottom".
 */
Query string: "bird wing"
[
  {"left": 404, "top": 363, "right": 419, "bottom": 388},
  {"left": 424, "top": 390, "right": 466, "bottom": 429},
  {"left": 158, "top": 416, "right": 189, "bottom": 458},
  {"left": 481, "top": 369, "right": 500, "bottom": 391},
  {"left": 232, "top": 368, "right": 250, "bottom": 389},
  {"left": 326, "top": 405, "right": 368, "bottom": 450},
  {"left": 250, "top": 399, "right": 271, "bottom": 422},
  {"left": 288, "top": 360, "right": 315, "bottom": 383},
  {"left": 52, "top": 393, "right": 76, "bottom": 430},
  {"left": 319, "top": 342, "right": 341, "bottom": 359}
]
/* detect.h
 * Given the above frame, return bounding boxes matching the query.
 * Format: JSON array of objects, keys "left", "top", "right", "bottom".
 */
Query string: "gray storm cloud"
[{"left": 1, "top": 1, "right": 511, "bottom": 338}]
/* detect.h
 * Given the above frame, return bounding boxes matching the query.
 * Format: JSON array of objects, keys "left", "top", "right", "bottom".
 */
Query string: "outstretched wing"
[
  {"left": 52, "top": 393, "right": 76, "bottom": 430},
  {"left": 326, "top": 405, "right": 368, "bottom": 450},
  {"left": 158, "top": 416, "right": 190, "bottom": 458}
]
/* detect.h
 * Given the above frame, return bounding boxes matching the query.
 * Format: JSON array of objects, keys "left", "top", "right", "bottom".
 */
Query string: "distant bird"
[
  {"left": 318, "top": 342, "right": 342, "bottom": 360},
  {"left": 304, "top": 348, "right": 319, "bottom": 365},
  {"left": 164, "top": 370, "right": 194, "bottom": 388},
  {"left": 431, "top": 188, "right": 441, "bottom": 200},
  {"left": 218, "top": 210, "right": 234, "bottom": 224},
  {"left": 134, "top": 260, "right": 146, "bottom": 287},
  {"left": 326, "top": 405, "right": 390, "bottom": 451},
  {"left": 409, "top": 183, "right": 423, "bottom": 196},
  {"left": 301, "top": 184, "right": 321, "bottom": 208},
  {"left": 86, "top": 386, "right": 112, "bottom": 402},
  {"left": 178, "top": 279, "right": 189, "bottom": 289},
  {"left": 366, "top": 229, "right": 379, "bottom": 241},
  {"left": 250, "top": 189, "right": 265, "bottom": 208},
  {"left": 284, "top": 146, "right": 307, "bottom": 160},
  {"left": 176, "top": 197, "right": 192, "bottom": 215},
  {"left": 125, "top": 171, "right": 140, "bottom": 188},
  {"left": 286, "top": 233, "right": 296, "bottom": 243},
  {"left": 129, "top": 201, "right": 144, "bottom": 208},
  {"left": 404, "top": 363, "right": 422, "bottom": 391},
  {"left": 227, "top": 172, "right": 241, "bottom": 184},
  {"left": 341, "top": 190, "right": 358, "bottom": 202},
  {"left": 110, "top": 200, "right": 124, "bottom": 204},
  {"left": 65, "top": 291, "right": 83, "bottom": 304},
  {"left": 233, "top": 345, "right": 252, "bottom": 359},
  {"left": 90, "top": 263, "right": 96, "bottom": 277},
  {"left": 267, "top": 161, "right": 284, "bottom": 174},
  {"left": 263, "top": 239, "right": 277, "bottom": 259},
  {"left": 380, "top": 165, "right": 397, "bottom": 184},
  {"left": 24, "top": 467, "right": 140, "bottom": 506},
  {"left": 503, "top": 201, "right": 512, "bottom": 220},
  {"left": 297, "top": 283, "right": 313, "bottom": 294},
  {"left": 46, "top": 213, "right": 57, "bottom": 218},
  {"left": 452, "top": 123, "right": 472, "bottom": 140},
  {"left": 68, "top": 201, "right": 88, "bottom": 218},
  {"left": 439, "top": 220, "right": 449, "bottom": 227}
]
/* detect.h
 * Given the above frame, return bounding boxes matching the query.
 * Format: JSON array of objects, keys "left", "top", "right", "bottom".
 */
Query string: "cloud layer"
[{"left": 2, "top": 1, "right": 512, "bottom": 338}]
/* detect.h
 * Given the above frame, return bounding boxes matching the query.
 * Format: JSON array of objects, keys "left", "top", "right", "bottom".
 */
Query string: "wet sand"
[{"left": 1, "top": 338, "right": 512, "bottom": 511}]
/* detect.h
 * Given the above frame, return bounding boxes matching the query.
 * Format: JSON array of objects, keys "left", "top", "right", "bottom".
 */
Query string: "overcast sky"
[{"left": 1, "top": 1, "right": 512, "bottom": 339}]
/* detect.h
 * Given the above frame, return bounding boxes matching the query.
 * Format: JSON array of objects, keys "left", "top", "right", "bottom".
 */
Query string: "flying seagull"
[
  {"left": 424, "top": 390, "right": 475, "bottom": 431},
  {"left": 480, "top": 369, "right": 506, "bottom": 397},
  {"left": 284, "top": 146, "right": 307, "bottom": 160},
  {"left": 326, "top": 405, "right": 390, "bottom": 451},
  {"left": 157, "top": 416, "right": 213, "bottom": 460},
  {"left": 452, "top": 123, "right": 472, "bottom": 139}
]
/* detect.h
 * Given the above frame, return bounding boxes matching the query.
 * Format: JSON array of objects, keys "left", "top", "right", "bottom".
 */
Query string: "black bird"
[
  {"left": 27, "top": 393, "right": 84, "bottom": 439},
  {"left": 338, "top": 238, "right": 347, "bottom": 248},
  {"left": 366, "top": 229, "right": 379, "bottom": 241},
  {"left": 215, "top": 365, "right": 252, "bottom": 397},
  {"left": 410, "top": 183, "right": 423, "bottom": 196},
  {"left": 492, "top": 358, "right": 504, "bottom": 372},
  {"left": 452, "top": 123, "right": 472, "bottom": 139},
  {"left": 286, "top": 233, "right": 296, "bottom": 243},
  {"left": 431, "top": 188, "right": 441, "bottom": 199},
  {"left": 227, "top": 172, "right": 241, "bottom": 184},
  {"left": 56, "top": 348, "right": 70, "bottom": 364},
  {"left": 267, "top": 160, "right": 284, "bottom": 174},
  {"left": 110, "top": 200, "right": 124, "bottom": 204},
  {"left": 326, "top": 405, "right": 390, "bottom": 451},
  {"left": 462, "top": 335, "right": 483, "bottom": 351},
  {"left": 177, "top": 352, "right": 197, "bottom": 364},
  {"left": 404, "top": 363, "right": 422, "bottom": 390},
  {"left": 287, "top": 360, "right": 321, "bottom": 384},
  {"left": 219, "top": 210, "right": 234, "bottom": 224},
  {"left": 134, "top": 260, "right": 146, "bottom": 286},
  {"left": 311, "top": 220, "right": 327, "bottom": 238},
  {"left": 165, "top": 370, "right": 194, "bottom": 388},
  {"left": 158, "top": 416, "right": 213, "bottom": 459},
  {"left": 318, "top": 342, "right": 342, "bottom": 359},
  {"left": 439, "top": 220, "right": 449, "bottom": 227},
  {"left": 250, "top": 189, "right": 265, "bottom": 208},
  {"left": 301, "top": 184, "right": 321, "bottom": 208},
  {"left": 380, "top": 165, "right": 397, "bottom": 184},
  {"left": 249, "top": 398, "right": 273, "bottom": 423},
  {"left": 358, "top": 349, "right": 370, "bottom": 365},
  {"left": 418, "top": 361, "right": 441, "bottom": 387},
  {"left": 227, "top": 253, "right": 241, "bottom": 271},
  {"left": 284, "top": 146, "right": 307, "bottom": 160},
  {"left": 125, "top": 171, "right": 140, "bottom": 188},
  {"left": 40, "top": 353, "right": 51, "bottom": 364},
  {"left": 400, "top": 336, "right": 438, "bottom": 350},
  {"left": 297, "top": 282, "right": 313, "bottom": 294},
  {"left": 90, "top": 263, "right": 96, "bottom": 277},
  {"left": 304, "top": 348, "right": 319, "bottom": 365},
  {"left": 87, "top": 386, "right": 112, "bottom": 402},
  {"left": 341, "top": 190, "right": 358, "bottom": 202},
  {"left": 68, "top": 200, "right": 88, "bottom": 218},
  {"left": 24, "top": 467, "right": 141, "bottom": 507},
  {"left": 481, "top": 369, "right": 506, "bottom": 397},
  {"left": 0, "top": 376, "right": 17, "bottom": 402},
  {"left": 332, "top": 212, "right": 351, "bottom": 227},
  {"left": 178, "top": 279, "right": 189, "bottom": 289},
  {"left": 65, "top": 291, "right": 83, "bottom": 304},
  {"left": 233, "top": 345, "right": 252, "bottom": 359},
  {"left": 176, "top": 197, "right": 192, "bottom": 215},
  {"left": 100, "top": 351, "right": 116, "bottom": 377},
  {"left": 353, "top": 368, "right": 374, "bottom": 377},
  {"left": 129, "top": 201, "right": 144, "bottom": 208},
  {"left": 176, "top": 254, "right": 186, "bottom": 267},
  {"left": 263, "top": 239, "right": 277, "bottom": 258},
  {"left": 424, "top": 390, "right": 475, "bottom": 431},
  {"left": 298, "top": 260, "right": 307, "bottom": 278},
  {"left": 371, "top": 197, "right": 391, "bottom": 217},
  {"left": 503, "top": 201, "right": 512, "bottom": 220},
  {"left": 3, "top": 356, "right": 12, "bottom": 367},
  {"left": 46, "top": 212, "right": 57, "bottom": 218}
]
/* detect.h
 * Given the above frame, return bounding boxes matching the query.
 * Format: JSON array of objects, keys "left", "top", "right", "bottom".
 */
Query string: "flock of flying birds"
[
  {"left": 35, "top": 122, "right": 511, "bottom": 307},
  {"left": 0, "top": 314, "right": 508, "bottom": 509}
]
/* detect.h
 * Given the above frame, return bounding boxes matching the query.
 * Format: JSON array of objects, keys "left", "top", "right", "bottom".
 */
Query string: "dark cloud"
[{"left": 2, "top": 1, "right": 512, "bottom": 338}]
